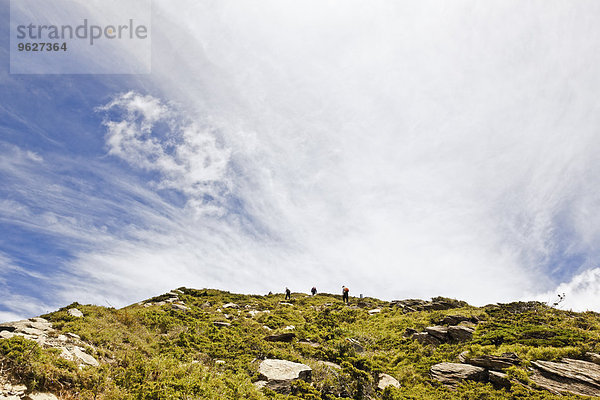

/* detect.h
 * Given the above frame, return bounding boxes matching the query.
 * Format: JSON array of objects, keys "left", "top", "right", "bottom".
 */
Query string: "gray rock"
[
  {"left": 222, "top": 303, "right": 239, "bottom": 309},
  {"left": 72, "top": 347, "right": 99, "bottom": 367},
  {"left": 368, "top": 308, "right": 381, "bottom": 315},
  {"left": 412, "top": 332, "right": 442, "bottom": 346},
  {"left": 378, "top": 373, "right": 400, "bottom": 390},
  {"left": 488, "top": 371, "right": 511, "bottom": 389},
  {"left": 424, "top": 326, "right": 449, "bottom": 341},
  {"left": 258, "top": 359, "right": 312, "bottom": 394},
  {"left": 447, "top": 326, "right": 474, "bottom": 342},
  {"left": 430, "top": 363, "right": 487, "bottom": 386},
  {"left": 213, "top": 321, "right": 231, "bottom": 327},
  {"left": 463, "top": 353, "right": 520, "bottom": 371},
  {"left": 253, "top": 380, "right": 268, "bottom": 390},
  {"left": 530, "top": 358, "right": 600, "bottom": 397},
  {"left": 171, "top": 304, "right": 189, "bottom": 311},
  {"left": 264, "top": 333, "right": 295, "bottom": 342},
  {"left": 67, "top": 308, "right": 83, "bottom": 318},
  {"left": 440, "top": 315, "right": 477, "bottom": 326}
]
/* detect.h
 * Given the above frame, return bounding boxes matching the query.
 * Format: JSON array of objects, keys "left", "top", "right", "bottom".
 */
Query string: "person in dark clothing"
[
  {"left": 311, "top": 286, "right": 317, "bottom": 296},
  {"left": 285, "top": 287, "right": 291, "bottom": 300},
  {"left": 342, "top": 286, "right": 349, "bottom": 304}
]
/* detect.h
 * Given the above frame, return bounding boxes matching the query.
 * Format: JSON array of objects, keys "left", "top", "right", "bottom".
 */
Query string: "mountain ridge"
[{"left": 1, "top": 287, "right": 600, "bottom": 399}]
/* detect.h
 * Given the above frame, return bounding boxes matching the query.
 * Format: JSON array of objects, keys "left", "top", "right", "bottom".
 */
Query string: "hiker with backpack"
[
  {"left": 285, "top": 287, "right": 291, "bottom": 300},
  {"left": 342, "top": 286, "right": 349, "bottom": 304},
  {"left": 311, "top": 286, "right": 317, "bottom": 296}
]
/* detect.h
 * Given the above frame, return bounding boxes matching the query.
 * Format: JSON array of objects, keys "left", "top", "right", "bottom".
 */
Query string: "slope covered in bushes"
[{"left": 1, "top": 288, "right": 600, "bottom": 399}]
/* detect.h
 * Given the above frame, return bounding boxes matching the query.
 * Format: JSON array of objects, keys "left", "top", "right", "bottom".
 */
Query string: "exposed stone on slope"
[
  {"left": 430, "top": 363, "right": 487, "bottom": 386},
  {"left": 529, "top": 358, "right": 600, "bottom": 397},
  {"left": 0, "top": 318, "right": 99, "bottom": 368},
  {"left": 488, "top": 371, "right": 511, "bottom": 389},
  {"left": 412, "top": 332, "right": 442, "bottom": 346},
  {"left": 377, "top": 373, "right": 400, "bottom": 390},
  {"left": 462, "top": 353, "right": 520, "bottom": 371},
  {"left": 447, "top": 326, "right": 474, "bottom": 342},
  {"left": 257, "top": 359, "right": 312, "bottom": 394},
  {"left": 67, "top": 308, "right": 83, "bottom": 318},
  {"left": 424, "top": 326, "right": 448, "bottom": 341},
  {"left": 439, "top": 315, "right": 479, "bottom": 326}
]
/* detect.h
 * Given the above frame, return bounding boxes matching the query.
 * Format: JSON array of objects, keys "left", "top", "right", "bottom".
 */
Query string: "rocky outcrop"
[
  {"left": 433, "top": 352, "right": 600, "bottom": 397},
  {"left": 413, "top": 325, "right": 474, "bottom": 345},
  {"left": 529, "top": 358, "right": 600, "bottom": 397},
  {"left": 67, "top": 308, "right": 83, "bottom": 318},
  {"left": 256, "top": 359, "right": 312, "bottom": 394},
  {"left": 378, "top": 373, "right": 400, "bottom": 390},
  {"left": 0, "top": 381, "right": 58, "bottom": 400},
  {"left": 412, "top": 332, "right": 442, "bottom": 346},
  {"left": 392, "top": 298, "right": 468, "bottom": 312},
  {"left": 461, "top": 353, "right": 520, "bottom": 371},
  {"left": 430, "top": 363, "right": 487, "bottom": 386},
  {"left": 439, "top": 315, "right": 479, "bottom": 326},
  {"left": 142, "top": 291, "right": 187, "bottom": 310},
  {"left": 0, "top": 318, "right": 99, "bottom": 367}
]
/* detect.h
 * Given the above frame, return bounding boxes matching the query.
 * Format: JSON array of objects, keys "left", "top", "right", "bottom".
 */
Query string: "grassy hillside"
[{"left": 1, "top": 288, "right": 600, "bottom": 399}]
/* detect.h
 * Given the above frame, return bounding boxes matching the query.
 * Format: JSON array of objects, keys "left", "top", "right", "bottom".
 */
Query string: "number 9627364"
[{"left": 18, "top": 42, "right": 67, "bottom": 51}]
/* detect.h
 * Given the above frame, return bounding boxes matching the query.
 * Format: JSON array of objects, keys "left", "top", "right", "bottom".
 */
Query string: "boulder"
[
  {"left": 71, "top": 347, "right": 100, "bottom": 367},
  {"left": 264, "top": 333, "right": 295, "bottom": 342},
  {"left": 488, "top": 371, "right": 511, "bottom": 389},
  {"left": 424, "top": 326, "right": 449, "bottom": 341},
  {"left": 430, "top": 363, "right": 487, "bottom": 386},
  {"left": 368, "top": 309, "right": 381, "bottom": 315},
  {"left": 213, "top": 321, "right": 231, "bottom": 327},
  {"left": 412, "top": 332, "right": 442, "bottom": 346},
  {"left": 67, "top": 308, "right": 84, "bottom": 318},
  {"left": 222, "top": 303, "right": 239, "bottom": 309},
  {"left": 257, "top": 359, "right": 312, "bottom": 394},
  {"left": 378, "top": 373, "right": 400, "bottom": 390},
  {"left": 530, "top": 358, "right": 600, "bottom": 397},
  {"left": 447, "top": 326, "right": 474, "bottom": 342},
  {"left": 464, "top": 353, "right": 520, "bottom": 371},
  {"left": 440, "top": 315, "right": 477, "bottom": 326}
]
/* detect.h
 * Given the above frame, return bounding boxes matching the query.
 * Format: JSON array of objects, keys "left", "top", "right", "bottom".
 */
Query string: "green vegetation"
[{"left": 1, "top": 289, "right": 599, "bottom": 399}]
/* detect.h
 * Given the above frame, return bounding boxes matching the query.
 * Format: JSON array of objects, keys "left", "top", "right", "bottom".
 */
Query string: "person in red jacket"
[{"left": 342, "top": 286, "right": 349, "bottom": 304}]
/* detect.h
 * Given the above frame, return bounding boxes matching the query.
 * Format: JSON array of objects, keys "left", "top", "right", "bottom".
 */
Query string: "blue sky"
[{"left": 3, "top": 0, "right": 600, "bottom": 321}]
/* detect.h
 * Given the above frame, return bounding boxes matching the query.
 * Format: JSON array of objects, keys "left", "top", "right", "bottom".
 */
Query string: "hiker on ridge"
[
  {"left": 342, "top": 285, "right": 349, "bottom": 304},
  {"left": 285, "top": 287, "right": 291, "bottom": 300},
  {"left": 311, "top": 286, "right": 317, "bottom": 296}
]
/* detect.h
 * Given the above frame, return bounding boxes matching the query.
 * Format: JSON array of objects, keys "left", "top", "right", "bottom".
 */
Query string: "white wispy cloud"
[{"left": 4, "top": 0, "right": 600, "bottom": 317}]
